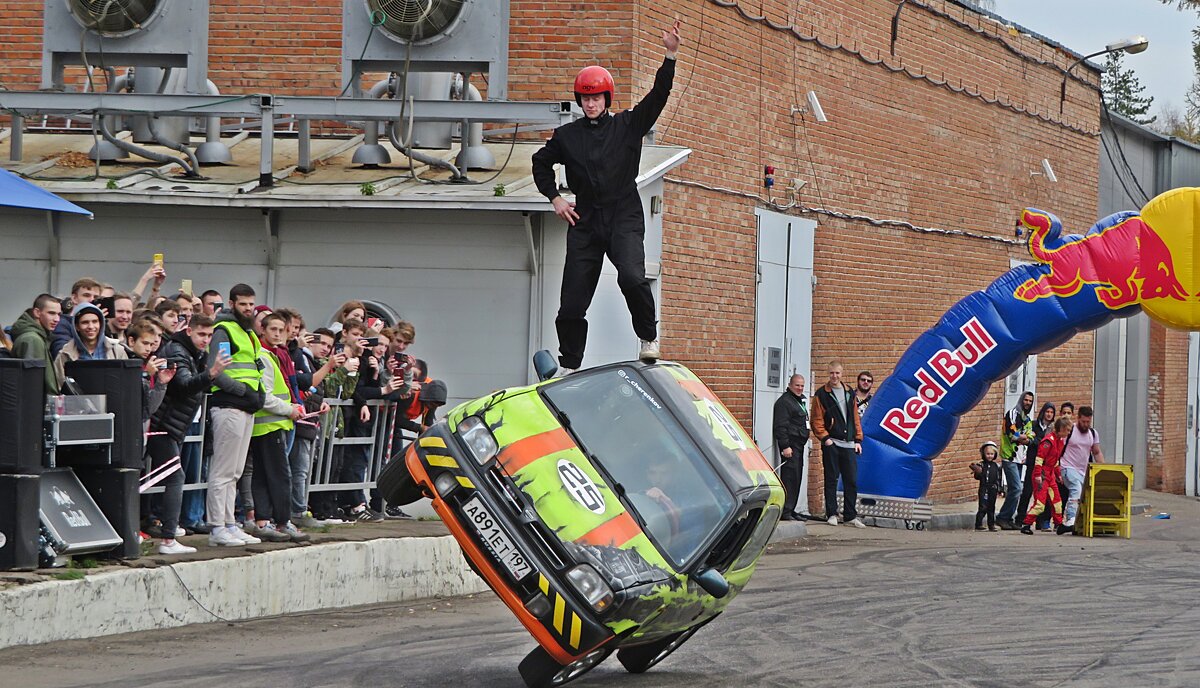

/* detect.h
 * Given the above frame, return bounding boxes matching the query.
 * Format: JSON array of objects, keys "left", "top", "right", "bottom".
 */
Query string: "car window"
[
  {"left": 542, "top": 367, "right": 737, "bottom": 569},
  {"left": 642, "top": 365, "right": 766, "bottom": 489}
]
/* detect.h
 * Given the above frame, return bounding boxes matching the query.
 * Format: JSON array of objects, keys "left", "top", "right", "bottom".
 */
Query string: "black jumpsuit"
[{"left": 532, "top": 58, "right": 676, "bottom": 370}]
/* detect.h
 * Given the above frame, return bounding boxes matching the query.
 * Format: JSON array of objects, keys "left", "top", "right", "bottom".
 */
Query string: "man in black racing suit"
[{"left": 532, "top": 20, "right": 682, "bottom": 374}]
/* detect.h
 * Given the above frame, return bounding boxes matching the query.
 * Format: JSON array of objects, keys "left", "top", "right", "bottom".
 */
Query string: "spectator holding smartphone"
[
  {"left": 105, "top": 292, "right": 135, "bottom": 341},
  {"left": 206, "top": 284, "right": 267, "bottom": 548},
  {"left": 199, "top": 290, "right": 223, "bottom": 318},
  {"left": 131, "top": 261, "right": 167, "bottom": 307},
  {"left": 146, "top": 313, "right": 229, "bottom": 554},
  {"left": 331, "top": 300, "right": 367, "bottom": 335}
]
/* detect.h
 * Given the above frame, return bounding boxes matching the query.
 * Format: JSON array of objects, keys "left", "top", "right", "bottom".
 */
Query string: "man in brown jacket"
[{"left": 810, "top": 360, "right": 865, "bottom": 528}]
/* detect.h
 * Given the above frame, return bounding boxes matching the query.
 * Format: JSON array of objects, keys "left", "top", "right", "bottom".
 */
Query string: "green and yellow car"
[{"left": 379, "top": 354, "right": 784, "bottom": 687}]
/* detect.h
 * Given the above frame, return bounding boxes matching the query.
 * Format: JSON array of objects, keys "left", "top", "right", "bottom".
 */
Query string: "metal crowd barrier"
[{"left": 143, "top": 397, "right": 414, "bottom": 507}]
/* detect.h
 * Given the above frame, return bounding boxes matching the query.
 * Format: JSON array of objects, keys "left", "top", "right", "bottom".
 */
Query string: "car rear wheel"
[
  {"left": 616, "top": 614, "right": 718, "bottom": 674},
  {"left": 377, "top": 455, "right": 423, "bottom": 506},
  {"left": 518, "top": 645, "right": 612, "bottom": 688}
]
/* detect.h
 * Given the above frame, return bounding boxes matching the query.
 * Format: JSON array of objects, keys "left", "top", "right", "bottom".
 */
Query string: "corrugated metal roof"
[{"left": 1, "top": 133, "right": 691, "bottom": 210}]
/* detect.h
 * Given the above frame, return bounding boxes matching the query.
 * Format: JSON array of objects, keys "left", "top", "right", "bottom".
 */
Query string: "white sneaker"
[
  {"left": 554, "top": 367, "right": 576, "bottom": 378},
  {"left": 826, "top": 516, "right": 838, "bottom": 526},
  {"left": 849, "top": 517, "right": 867, "bottom": 529},
  {"left": 158, "top": 540, "right": 197, "bottom": 555},
  {"left": 639, "top": 339, "right": 660, "bottom": 362},
  {"left": 175, "top": 526, "right": 187, "bottom": 537},
  {"left": 208, "top": 527, "right": 245, "bottom": 547},
  {"left": 228, "top": 525, "right": 262, "bottom": 545}
]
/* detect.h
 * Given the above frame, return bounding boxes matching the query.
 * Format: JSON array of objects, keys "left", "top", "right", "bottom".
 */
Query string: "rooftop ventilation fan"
[
  {"left": 369, "top": 0, "right": 467, "bottom": 44},
  {"left": 343, "top": 0, "right": 509, "bottom": 98},
  {"left": 66, "top": 0, "right": 162, "bottom": 38}
]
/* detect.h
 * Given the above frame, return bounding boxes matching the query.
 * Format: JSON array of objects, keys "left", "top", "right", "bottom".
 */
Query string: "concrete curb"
[
  {"left": 864, "top": 512, "right": 975, "bottom": 531},
  {"left": 0, "top": 535, "right": 488, "bottom": 650},
  {"left": 768, "top": 520, "right": 808, "bottom": 543}
]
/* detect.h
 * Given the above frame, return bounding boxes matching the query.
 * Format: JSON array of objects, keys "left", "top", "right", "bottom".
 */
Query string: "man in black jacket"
[
  {"left": 531, "top": 20, "right": 682, "bottom": 374},
  {"left": 146, "top": 314, "right": 229, "bottom": 554},
  {"left": 773, "top": 374, "right": 810, "bottom": 521}
]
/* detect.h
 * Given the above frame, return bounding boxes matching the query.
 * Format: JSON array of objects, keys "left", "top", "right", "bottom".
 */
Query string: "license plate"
[{"left": 461, "top": 496, "right": 532, "bottom": 581}]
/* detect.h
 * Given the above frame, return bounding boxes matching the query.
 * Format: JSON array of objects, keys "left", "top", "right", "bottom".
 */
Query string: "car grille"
[{"left": 487, "top": 464, "right": 567, "bottom": 570}]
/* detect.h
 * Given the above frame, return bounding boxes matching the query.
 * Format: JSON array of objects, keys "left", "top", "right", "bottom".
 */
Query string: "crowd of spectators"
[{"left": 0, "top": 264, "right": 447, "bottom": 556}]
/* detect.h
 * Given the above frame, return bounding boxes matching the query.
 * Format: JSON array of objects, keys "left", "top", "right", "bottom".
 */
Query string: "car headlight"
[
  {"left": 433, "top": 472, "right": 460, "bottom": 497},
  {"left": 565, "top": 564, "right": 614, "bottom": 612},
  {"left": 457, "top": 416, "right": 498, "bottom": 465}
]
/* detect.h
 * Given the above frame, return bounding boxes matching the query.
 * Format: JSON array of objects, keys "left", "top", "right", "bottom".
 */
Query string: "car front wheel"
[
  {"left": 616, "top": 613, "right": 719, "bottom": 674},
  {"left": 377, "top": 455, "right": 423, "bottom": 506},
  {"left": 518, "top": 645, "right": 612, "bottom": 688}
]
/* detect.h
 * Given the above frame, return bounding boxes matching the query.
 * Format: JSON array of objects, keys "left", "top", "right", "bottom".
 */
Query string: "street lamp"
[{"left": 1059, "top": 35, "right": 1150, "bottom": 114}]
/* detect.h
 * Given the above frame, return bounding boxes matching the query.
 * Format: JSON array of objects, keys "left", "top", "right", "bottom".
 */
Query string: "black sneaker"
[
  {"left": 385, "top": 506, "right": 414, "bottom": 520},
  {"left": 974, "top": 526, "right": 987, "bottom": 531},
  {"left": 346, "top": 505, "right": 385, "bottom": 524},
  {"left": 1020, "top": 525, "right": 1033, "bottom": 535}
]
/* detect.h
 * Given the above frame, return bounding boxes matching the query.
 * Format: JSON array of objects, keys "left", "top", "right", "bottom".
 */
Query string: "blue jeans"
[
  {"left": 180, "top": 421, "right": 207, "bottom": 526},
  {"left": 1062, "top": 466, "right": 1086, "bottom": 524},
  {"left": 997, "top": 459, "right": 1022, "bottom": 523},
  {"left": 289, "top": 435, "right": 314, "bottom": 518}
]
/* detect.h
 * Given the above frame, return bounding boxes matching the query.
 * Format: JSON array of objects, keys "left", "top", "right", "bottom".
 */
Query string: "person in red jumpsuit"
[
  {"left": 531, "top": 20, "right": 683, "bottom": 374},
  {"left": 1021, "top": 417, "right": 1073, "bottom": 535}
]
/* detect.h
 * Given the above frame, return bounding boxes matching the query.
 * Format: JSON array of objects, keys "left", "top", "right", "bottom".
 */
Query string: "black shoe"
[
  {"left": 185, "top": 522, "right": 213, "bottom": 535},
  {"left": 1020, "top": 525, "right": 1033, "bottom": 535},
  {"left": 1056, "top": 524, "right": 1073, "bottom": 535},
  {"left": 781, "top": 514, "right": 797, "bottom": 521},
  {"left": 385, "top": 506, "right": 414, "bottom": 520},
  {"left": 988, "top": 526, "right": 998, "bottom": 532},
  {"left": 975, "top": 526, "right": 986, "bottom": 531},
  {"left": 998, "top": 521, "right": 1016, "bottom": 531},
  {"left": 345, "top": 505, "right": 385, "bottom": 524}
]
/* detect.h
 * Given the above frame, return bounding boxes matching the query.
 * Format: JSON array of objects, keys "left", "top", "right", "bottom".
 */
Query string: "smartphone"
[
  {"left": 214, "top": 301, "right": 225, "bottom": 312},
  {"left": 181, "top": 278, "right": 193, "bottom": 295},
  {"left": 95, "top": 295, "right": 115, "bottom": 318},
  {"left": 364, "top": 336, "right": 380, "bottom": 347},
  {"left": 305, "top": 333, "right": 319, "bottom": 343},
  {"left": 217, "top": 341, "right": 231, "bottom": 359},
  {"left": 153, "top": 253, "right": 164, "bottom": 269},
  {"left": 155, "top": 359, "right": 169, "bottom": 370},
  {"left": 334, "top": 343, "right": 345, "bottom": 354}
]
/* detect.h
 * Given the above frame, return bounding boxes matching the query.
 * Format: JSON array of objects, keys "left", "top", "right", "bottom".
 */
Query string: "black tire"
[
  {"left": 518, "top": 645, "right": 612, "bottom": 688},
  {"left": 616, "top": 614, "right": 718, "bottom": 674},
  {"left": 377, "top": 455, "right": 423, "bottom": 506}
]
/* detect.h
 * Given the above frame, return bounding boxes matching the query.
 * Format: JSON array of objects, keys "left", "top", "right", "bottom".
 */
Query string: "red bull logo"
[
  {"left": 881, "top": 317, "right": 997, "bottom": 443},
  {"left": 1013, "top": 209, "right": 1188, "bottom": 309}
]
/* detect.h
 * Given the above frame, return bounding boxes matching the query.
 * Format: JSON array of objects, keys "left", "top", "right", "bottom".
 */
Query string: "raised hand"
[{"left": 662, "top": 19, "right": 682, "bottom": 55}]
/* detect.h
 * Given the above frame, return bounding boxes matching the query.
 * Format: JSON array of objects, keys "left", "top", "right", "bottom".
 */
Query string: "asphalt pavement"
[{"left": 4, "top": 491, "right": 1200, "bottom": 688}]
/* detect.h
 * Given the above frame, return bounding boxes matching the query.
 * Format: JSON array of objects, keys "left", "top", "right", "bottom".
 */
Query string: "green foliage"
[
  {"left": 53, "top": 569, "right": 85, "bottom": 581},
  {"left": 1102, "top": 52, "right": 1156, "bottom": 124},
  {"left": 105, "top": 178, "right": 118, "bottom": 190},
  {"left": 360, "top": 182, "right": 377, "bottom": 196},
  {"left": 493, "top": 183, "right": 507, "bottom": 197}
]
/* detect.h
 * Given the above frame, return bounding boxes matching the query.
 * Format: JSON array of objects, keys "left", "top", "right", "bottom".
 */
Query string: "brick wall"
[{"left": 1147, "top": 322, "right": 1189, "bottom": 493}]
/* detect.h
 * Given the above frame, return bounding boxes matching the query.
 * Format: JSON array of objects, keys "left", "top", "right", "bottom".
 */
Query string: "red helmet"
[{"left": 574, "top": 65, "right": 614, "bottom": 108}]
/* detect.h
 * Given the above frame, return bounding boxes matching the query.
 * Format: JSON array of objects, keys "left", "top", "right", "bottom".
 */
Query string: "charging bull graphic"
[{"left": 859, "top": 187, "right": 1200, "bottom": 501}]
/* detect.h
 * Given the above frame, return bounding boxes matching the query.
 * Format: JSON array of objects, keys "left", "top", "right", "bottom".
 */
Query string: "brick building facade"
[{"left": 1, "top": 0, "right": 1187, "bottom": 506}]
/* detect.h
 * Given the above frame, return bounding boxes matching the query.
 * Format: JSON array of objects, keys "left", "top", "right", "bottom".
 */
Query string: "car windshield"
[{"left": 542, "top": 367, "right": 737, "bottom": 569}]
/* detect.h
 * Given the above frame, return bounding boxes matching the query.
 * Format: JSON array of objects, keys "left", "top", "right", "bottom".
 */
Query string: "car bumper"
[{"left": 407, "top": 424, "right": 615, "bottom": 664}]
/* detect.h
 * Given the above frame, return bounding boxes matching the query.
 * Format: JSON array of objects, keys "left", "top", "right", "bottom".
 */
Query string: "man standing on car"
[
  {"left": 531, "top": 20, "right": 682, "bottom": 374},
  {"left": 811, "top": 361, "right": 864, "bottom": 528},
  {"left": 773, "top": 374, "right": 810, "bottom": 521}
]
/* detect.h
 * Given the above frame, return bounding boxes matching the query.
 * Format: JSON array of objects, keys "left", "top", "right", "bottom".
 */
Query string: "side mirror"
[
  {"left": 533, "top": 350, "right": 558, "bottom": 382},
  {"left": 691, "top": 568, "right": 730, "bottom": 598}
]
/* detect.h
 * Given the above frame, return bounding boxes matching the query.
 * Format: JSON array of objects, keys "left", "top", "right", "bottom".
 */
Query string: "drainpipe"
[{"left": 195, "top": 79, "right": 233, "bottom": 165}]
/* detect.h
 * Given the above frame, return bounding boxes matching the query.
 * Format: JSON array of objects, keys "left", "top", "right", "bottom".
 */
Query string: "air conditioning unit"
[
  {"left": 342, "top": 0, "right": 508, "bottom": 169},
  {"left": 342, "top": 0, "right": 509, "bottom": 99},
  {"left": 42, "top": 0, "right": 210, "bottom": 93},
  {"left": 41, "top": 1, "right": 229, "bottom": 167}
]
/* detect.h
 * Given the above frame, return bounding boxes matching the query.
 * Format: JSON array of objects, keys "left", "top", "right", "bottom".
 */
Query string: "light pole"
[{"left": 1059, "top": 36, "right": 1150, "bottom": 114}]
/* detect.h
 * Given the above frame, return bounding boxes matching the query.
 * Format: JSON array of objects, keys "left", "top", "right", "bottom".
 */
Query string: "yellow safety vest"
[
  {"left": 253, "top": 349, "right": 294, "bottom": 436},
  {"left": 211, "top": 320, "right": 263, "bottom": 395}
]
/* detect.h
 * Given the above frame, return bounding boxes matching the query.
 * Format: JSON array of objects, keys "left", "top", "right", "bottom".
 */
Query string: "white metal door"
[{"left": 753, "top": 210, "right": 814, "bottom": 506}]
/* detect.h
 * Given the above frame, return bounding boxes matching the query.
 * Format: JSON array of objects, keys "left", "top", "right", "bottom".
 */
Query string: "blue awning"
[{"left": 0, "top": 167, "right": 92, "bottom": 217}]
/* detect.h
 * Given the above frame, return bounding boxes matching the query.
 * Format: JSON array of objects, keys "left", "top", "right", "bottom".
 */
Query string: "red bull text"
[
  {"left": 1013, "top": 210, "right": 1187, "bottom": 308},
  {"left": 882, "top": 317, "right": 997, "bottom": 443}
]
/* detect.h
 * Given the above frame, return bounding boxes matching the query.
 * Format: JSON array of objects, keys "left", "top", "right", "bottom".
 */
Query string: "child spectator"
[
  {"left": 972, "top": 442, "right": 1003, "bottom": 531},
  {"left": 1022, "top": 417, "right": 1073, "bottom": 535}
]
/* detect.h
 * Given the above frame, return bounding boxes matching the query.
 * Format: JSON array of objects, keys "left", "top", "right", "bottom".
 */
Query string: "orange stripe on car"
[
  {"left": 576, "top": 511, "right": 641, "bottom": 548},
  {"left": 498, "top": 428, "right": 576, "bottom": 474},
  {"left": 738, "top": 447, "right": 772, "bottom": 472}
]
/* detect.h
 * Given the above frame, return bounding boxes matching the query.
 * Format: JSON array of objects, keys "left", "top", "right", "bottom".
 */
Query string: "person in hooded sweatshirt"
[{"left": 53, "top": 301, "right": 128, "bottom": 385}]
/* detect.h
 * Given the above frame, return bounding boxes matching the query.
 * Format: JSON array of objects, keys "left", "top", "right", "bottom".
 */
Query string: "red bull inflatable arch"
[{"left": 860, "top": 187, "right": 1200, "bottom": 500}]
